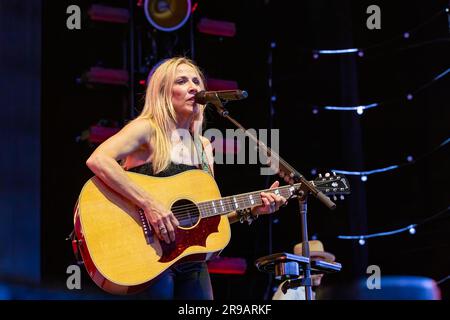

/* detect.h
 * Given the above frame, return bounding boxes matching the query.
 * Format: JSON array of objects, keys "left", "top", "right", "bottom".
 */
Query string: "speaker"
[{"left": 144, "top": 0, "right": 191, "bottom": 32}]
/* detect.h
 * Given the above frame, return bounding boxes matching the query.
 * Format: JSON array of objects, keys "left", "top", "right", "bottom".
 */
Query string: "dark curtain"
[{"left": 0, "top": 0, "right": 42, "bottom": 283}]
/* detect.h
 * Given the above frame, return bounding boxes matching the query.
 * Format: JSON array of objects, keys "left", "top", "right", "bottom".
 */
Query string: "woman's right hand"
[{"left": 143, "top": 200, "right": 179, "bottom": 244}]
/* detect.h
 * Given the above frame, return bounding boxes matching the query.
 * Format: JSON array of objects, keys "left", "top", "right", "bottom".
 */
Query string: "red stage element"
[
  {"left": 89, "top": 125, "right": 120, "bottom": 144},
  {"left": 88, "top": 4, "right": 130, "bottom": 24},
  {"left": 85, "top": 67, "right": 129, "bottom": 86},
  {"left": 191, "top": 2, "right": 199, "bottom": 13},
  {"left": 207, "top": 256, "right": 247, "bottom": 275},
  {"left": 206, "top": 78, "right": 239, "bottom": 91},
  {"left": 197, "top": 18, "right": 236, "bottom": 37}
]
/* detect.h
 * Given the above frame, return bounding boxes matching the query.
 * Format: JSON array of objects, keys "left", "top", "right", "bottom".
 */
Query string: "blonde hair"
[{"left": 135, "top": 57, "right": 206, "bottom": 174}]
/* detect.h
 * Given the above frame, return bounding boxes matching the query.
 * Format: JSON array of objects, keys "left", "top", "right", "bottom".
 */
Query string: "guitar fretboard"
[{"left": 198, "top": 184, "right": 301, "bottom": 218}]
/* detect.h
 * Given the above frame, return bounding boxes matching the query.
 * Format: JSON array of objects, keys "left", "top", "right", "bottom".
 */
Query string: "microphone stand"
[{"left": 207, "top": 97, "right": 336, "bottom": 300}]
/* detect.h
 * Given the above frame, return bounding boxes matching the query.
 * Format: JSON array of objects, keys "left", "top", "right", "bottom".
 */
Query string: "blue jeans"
[{"left": 143, "top": 262, "right": 213, "bottom": 300}]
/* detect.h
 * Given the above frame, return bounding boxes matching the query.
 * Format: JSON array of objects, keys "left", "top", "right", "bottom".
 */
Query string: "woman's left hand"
[{"left": 252, "top": 181, "right": 287, "bottom": 215}]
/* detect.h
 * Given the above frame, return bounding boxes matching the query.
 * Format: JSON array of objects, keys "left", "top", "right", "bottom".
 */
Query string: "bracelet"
[{"left": 236, "top": 208, "right": 259, "bottom": 225}]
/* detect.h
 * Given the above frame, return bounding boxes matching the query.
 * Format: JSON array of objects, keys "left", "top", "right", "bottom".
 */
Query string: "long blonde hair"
[{"left": 136, "top": 57, "right": 206, "bottom": 174}]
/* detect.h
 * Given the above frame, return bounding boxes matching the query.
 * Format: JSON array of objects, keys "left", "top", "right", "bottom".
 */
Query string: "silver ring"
[{"left": 159, "top": 225, "right": 167, "bottom": 231}]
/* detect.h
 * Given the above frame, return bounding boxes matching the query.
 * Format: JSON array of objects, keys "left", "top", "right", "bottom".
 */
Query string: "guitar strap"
[
  {"left": 192, "top": 133, "right": 213, "bottom": 177},
  {"left": 66, "top": 229, "right": 83, "bottom": 266}
]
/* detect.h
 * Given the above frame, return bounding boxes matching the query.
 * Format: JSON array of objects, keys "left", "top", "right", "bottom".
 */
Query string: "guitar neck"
[{"left": 199, "top": 183, "right": 301, "bottom": 218}]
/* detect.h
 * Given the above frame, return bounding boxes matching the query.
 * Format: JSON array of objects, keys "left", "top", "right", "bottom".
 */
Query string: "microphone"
[{"left": 194, "top": 90, "right": 248, "bottom": 104}]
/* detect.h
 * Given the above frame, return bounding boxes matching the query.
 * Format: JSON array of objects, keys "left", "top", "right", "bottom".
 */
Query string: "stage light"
[
  {"left": 191, "top": 1, "right": 199, "bottom": 13},
  {"left": 144, "top": 0, "right": 191, "bottom": 32},
  {"left": 357, "top": 107, "right": 364, "bottom": 115}
]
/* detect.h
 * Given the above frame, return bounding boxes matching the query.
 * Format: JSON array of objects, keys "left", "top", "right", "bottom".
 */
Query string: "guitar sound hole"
[{"left": 171, "top": 199, "right": 200, "bottom": 228}]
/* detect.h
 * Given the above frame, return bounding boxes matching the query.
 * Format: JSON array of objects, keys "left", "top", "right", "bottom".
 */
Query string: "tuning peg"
[
  {"left": 318, "top": 173, "right": 322, "bottom": 178},
  {"left": 333, "top": 195, "right": 337, "bottom": 201},
  {"left": 325, "top": 173, "right": 330, "bottom": 178},
  {"left": 340, "top": 195, "right": 345, "bottom": 200},
  {"left": 333, "top": 172, "right": 337, "bottom": 176}
]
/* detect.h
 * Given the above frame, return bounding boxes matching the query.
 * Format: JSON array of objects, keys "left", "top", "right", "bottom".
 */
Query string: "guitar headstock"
[{"left": 312, "top": 172, "right": 351, "bottom": 200}]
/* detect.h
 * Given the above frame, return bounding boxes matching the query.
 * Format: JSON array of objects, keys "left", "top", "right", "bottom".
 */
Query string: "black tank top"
[
  {"left": 127, "top": 162, "right": 198, "bottom": 177},
  {"left": 127, "top": 135, "right": 212, "bottom": 177}
]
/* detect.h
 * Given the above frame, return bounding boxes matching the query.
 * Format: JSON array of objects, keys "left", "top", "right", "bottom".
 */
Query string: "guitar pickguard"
[{"left": 158, "top": 215, "right": 221, "bottom": 262}]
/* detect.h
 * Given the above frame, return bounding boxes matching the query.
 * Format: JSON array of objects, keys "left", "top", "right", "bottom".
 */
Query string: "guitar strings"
[
  {"left": 170, "top": 194, "right": 276, "bottom": 219},
  {"left": 168, "top": 179, "right": 342, "bottom": 214},
  {"left": 141, "top": 175, "right": 344, "bottom": 220},
  {"left": 151, "top": 178, "right": 342, "bottom": 215},
  {"left": 168, "top": 188, "right": 296, "bottom": 220},
  {"left": 170, "top": 186, "right": 295, "bottom": 213},
  {"left": 151, "top": 179, "right": 346, "bottom": 221}
]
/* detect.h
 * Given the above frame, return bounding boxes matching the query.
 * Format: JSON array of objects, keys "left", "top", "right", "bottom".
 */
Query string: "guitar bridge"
[{"left": 138, "top": 208, "right": 154, "bottom": 244}]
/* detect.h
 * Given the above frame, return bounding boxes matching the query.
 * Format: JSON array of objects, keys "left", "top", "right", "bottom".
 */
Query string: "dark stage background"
[{"left": 1, "top": 0, "right": 449, "bottom": 300}]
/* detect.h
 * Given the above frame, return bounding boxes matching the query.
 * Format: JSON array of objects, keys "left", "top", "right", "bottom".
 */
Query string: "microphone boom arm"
[
  {"left": 207, "top": 99, "right": 336, "bottom": 210},
  {"left": 209, "top": 97, "right": 337, "bottom": 301}
]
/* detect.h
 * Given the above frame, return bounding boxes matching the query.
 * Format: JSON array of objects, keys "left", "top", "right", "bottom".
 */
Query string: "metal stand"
[
  {"left": 298, "top": 195, "right": 313, "bottom": 299},
  {"left": 207, "top": 97, "right": 339, "bottom": 300},
  {"left": 255, "top": 252, "right": 342, "bottom": 295}
]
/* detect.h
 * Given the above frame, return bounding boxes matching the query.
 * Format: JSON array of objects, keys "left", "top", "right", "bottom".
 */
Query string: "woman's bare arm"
[{"left": 86, "top": 118, "right": 178, "bottom": 243}]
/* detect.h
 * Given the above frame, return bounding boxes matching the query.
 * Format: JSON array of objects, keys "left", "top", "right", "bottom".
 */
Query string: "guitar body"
[{"left": 74, "top": 169, "right": 231, "bottom": 295}]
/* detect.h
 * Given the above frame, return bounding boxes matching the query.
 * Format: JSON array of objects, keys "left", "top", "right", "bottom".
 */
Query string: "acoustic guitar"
[{"left": 73, "top": 169, "right": 350, "bottom": 294}]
